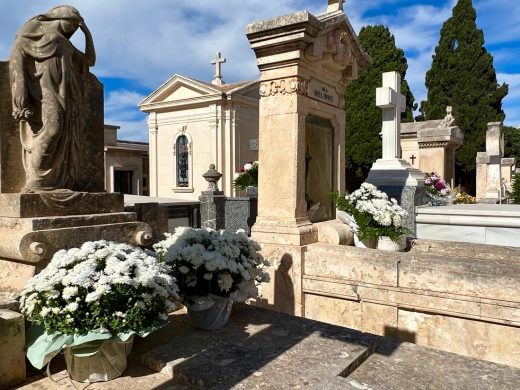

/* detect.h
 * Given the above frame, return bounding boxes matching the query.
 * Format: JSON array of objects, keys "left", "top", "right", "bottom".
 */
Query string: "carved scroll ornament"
[{"left": 259, "top": 77, "right": 307, "bottom": 97}]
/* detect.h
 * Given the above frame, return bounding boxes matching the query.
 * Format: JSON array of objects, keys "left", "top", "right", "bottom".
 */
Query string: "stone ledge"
[
  {"left": 142, "top": 305, "right": 520, "bottom": 389},
  {"left": 327, "top": 342, "right": 520, "bottom": 390},
  {"left": 0, "top": 192, "right": 123, "bottom": 218}
]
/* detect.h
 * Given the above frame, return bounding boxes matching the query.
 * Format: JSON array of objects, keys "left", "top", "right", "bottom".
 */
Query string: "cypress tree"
[
  {"left": 345, "top": 25, "right": 415, "bottom": 191},
  {"left": 420, "top": 0, "right": 508, "bottom": 185}
]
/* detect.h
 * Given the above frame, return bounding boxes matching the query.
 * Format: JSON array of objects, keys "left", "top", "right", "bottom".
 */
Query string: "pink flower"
[
  {"left": 435, "top": 181, "right": 445, "bottom": 190},
  {"left": 425, "top": 178, "right": 432, "bottom": 185}
]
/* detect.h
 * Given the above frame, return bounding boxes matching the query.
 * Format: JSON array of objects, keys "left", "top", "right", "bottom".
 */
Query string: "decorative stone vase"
[
  {"left": 185, "top": 294, "right": 233, "bottom": 331},
  {"left": 427, "top": 193, "right": 448, "bottom": 206},
  {"left": 377, "top": 236, "right": 405, "bottom": 252},
  {"left": 63, "top": 336, "right": 134, "bottom": 383}
]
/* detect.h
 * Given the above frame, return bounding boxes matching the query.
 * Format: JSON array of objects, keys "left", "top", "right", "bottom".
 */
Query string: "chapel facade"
[{"left": 139, "top": 55, "right": 260, "bottom": 200}]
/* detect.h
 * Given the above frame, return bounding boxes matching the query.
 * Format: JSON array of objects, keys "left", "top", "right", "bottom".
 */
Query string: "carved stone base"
[
  {"left": 0, "top": 192, "right": 123, "bottom": 218},
  {"left": 0, "top": 193, "right": 153, "bottom": 292}
]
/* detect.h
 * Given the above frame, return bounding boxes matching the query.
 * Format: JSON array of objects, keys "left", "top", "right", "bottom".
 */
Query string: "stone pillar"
[
  {"left": 0, "top": 309, "right": 25, "bottom": 388},
  {"left": 476, "top": 152, "right": 489, "bottom": 201},
  {"left": 148, "top": 115, "right": 159, "bottom": 197},
  {"left": 199, "top": 164, "right": 226, "bottom": 230},
  {"left": 246, "top": 5, "right": 371, "bottom": 315},
  {"left": 501, "top": 158, "right": 516, "bottom": 190},
  {"left": 484, "top": 122, "right": 504, "bottom": 199}
]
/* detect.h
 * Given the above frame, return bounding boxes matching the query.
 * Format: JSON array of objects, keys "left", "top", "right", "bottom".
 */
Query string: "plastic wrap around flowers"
[
  {"left": 334, "top": 183, "right": 410, "bottom": 241},
  {"left": 153, "top": 227, "right": 270, "bottom": 303},
  {"left": 424, "top": 172, "right": 451, "bottom": 197},
  {"left": 20, "top": 241, "right": 179, "bottom": 337}
]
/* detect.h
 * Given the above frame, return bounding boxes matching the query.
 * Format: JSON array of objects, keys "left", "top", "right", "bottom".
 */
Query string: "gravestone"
[
  {"left": 0, "top": 6, "right": 152, "bottom": 293},
  {"left": 366, "top": 71, "right": 427, "bottom": 232},
  {"left": 246, "top": 1, "right": 371, "bottom": 314}
]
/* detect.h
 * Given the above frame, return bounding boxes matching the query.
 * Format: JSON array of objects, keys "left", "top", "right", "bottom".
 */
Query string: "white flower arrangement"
[
  {"left": 153, "top": 227, "right": 270, "bottom": 303},
  {"left": 334, "top": 183, "right": 410, "bottom": 241},
  {"left": 20, "top": 241, "right": 179, "bottom": 337}
]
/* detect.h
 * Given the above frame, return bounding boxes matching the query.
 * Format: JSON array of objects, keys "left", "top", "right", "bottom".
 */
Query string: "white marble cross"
[
  {"left": 376, "top": 71, "right": 406, "bottom": 160},
  {"left": 211, "top": 52, "right": 226, "bottom": 86},
  {"left": 327, "top": 0, "right": 345, "bottom": 12}
]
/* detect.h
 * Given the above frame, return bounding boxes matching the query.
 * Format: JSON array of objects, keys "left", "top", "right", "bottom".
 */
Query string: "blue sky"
[{"left": 0, "top": 0, "right": 518, "bottom": 142}]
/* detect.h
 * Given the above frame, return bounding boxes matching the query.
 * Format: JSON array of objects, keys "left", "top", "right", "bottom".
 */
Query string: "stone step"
[{"left": 141, "top": 304, "right": 520, "bottom": 389}]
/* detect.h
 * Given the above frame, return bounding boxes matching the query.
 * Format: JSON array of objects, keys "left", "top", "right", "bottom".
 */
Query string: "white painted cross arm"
[{"left": 376, "top": 71, "right": 405, "bottom": 112}]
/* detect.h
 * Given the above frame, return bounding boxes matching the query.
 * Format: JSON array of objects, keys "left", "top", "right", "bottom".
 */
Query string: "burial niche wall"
[{"left": 305, "top": 115, "right": 334, "bottom": 223}]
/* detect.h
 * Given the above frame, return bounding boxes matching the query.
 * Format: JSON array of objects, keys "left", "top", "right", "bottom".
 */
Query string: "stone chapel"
[{"left": 139, "top": 53, "right": 260, "bottom": 199}]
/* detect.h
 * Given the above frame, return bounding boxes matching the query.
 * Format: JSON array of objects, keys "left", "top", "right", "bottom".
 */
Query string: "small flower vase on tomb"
[
  {"left": 377, "top": 236, "right": 405, "bottom": 252},
  {"left": 427, "top": 193, "right": 448, "bottom": 207},
  {"left": 185, "top": 294, "right": 233, "bottom": 331}
]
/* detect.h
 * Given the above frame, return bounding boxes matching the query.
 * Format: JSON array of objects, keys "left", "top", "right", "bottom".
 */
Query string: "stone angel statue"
[{"left": 9, "top": 5, "right": 96, "bottom": 192}]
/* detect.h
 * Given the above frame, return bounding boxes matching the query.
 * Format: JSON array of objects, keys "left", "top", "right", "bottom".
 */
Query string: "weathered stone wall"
[{"left": 259, "top": 240, "right": 520, "bottom": 368}]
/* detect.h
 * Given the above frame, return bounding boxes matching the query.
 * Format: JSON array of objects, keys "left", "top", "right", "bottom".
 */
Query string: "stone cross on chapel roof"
[
  {"left": 376, "top": 71, "right": 406, "bottom": 160},
  {"left": 327, "top": 0, "right": 345, "bottom": 13},
  {"left": 211, "top": 51, "right": 226, "bottom": 86}
]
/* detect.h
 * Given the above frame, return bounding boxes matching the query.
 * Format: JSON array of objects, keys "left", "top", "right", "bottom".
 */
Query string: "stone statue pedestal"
[{"left": 0, "top": 192, "right": 152, "bottom": 292}]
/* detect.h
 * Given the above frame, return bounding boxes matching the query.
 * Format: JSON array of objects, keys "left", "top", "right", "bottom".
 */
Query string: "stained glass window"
[{"left": 176, "top": 135, "right": 189, "bottom": 187}]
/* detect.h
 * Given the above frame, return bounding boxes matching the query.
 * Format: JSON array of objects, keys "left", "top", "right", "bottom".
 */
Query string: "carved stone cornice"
[
  {"left": 305, "top": 29, "right": 354, "bottom": 70},
  {"left": 419, "top": 141, "right": 449, "bottom": 149},
  {"left": 259, "top": 77, "right": 307, "bottom": 97}
]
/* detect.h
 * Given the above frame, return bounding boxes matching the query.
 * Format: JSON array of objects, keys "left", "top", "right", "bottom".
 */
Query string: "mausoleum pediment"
[{"left": 139, "top": 75, "right": 223, "bottom": 109}]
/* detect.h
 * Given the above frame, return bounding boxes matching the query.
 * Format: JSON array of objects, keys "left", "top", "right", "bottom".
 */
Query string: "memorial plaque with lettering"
[{"left": 307, "top": 79, "right": 338, "bottom": 106}]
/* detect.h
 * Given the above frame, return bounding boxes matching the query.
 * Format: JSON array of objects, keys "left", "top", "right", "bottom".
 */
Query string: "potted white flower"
[
  {"left": 333, "top": 183, "right": 410, "bottom": 251},
  {"left": 153, "top": 227, "right": 270, "bottom": 330},
  {"left": 20, "top": 241, "right": 178, "bottom": 383}
]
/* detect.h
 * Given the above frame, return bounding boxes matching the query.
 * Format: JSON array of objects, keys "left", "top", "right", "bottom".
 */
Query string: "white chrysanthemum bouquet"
[
  {"left": 20, "top": 241, "right": 179, "bottom": 370},
  {"left": 154, "top": 227, "right": 270, "bottom": 303},
  {"left": 334, "top": 183, "right": 410, "bottom": 241}
]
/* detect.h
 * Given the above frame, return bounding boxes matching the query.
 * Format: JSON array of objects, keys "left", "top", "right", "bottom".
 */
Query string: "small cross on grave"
[
  {"left": 376, "top": 71, "right": 406, "bottom": 160},
  {"left": 327, "top": 0, "right": 345, "bottom": 12},
  {"left": 211, "top": 52, "right": 226, "bottom": 86},
  {"left": 409, "top": 154, "right": 416, "bottom": 165}
]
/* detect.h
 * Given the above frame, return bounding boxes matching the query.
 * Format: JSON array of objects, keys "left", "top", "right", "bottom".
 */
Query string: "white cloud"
[{"left": 1, "top": 1, "right": 518, "bottom": 136}]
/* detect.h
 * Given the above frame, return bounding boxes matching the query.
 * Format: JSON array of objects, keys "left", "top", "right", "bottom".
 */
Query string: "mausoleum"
[{"left": 139, "top": 54, "right": 260, "bottom": 200}]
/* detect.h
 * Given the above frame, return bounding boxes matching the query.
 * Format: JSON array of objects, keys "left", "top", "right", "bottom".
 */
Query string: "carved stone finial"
[
  {"left": 202, "top": 164, "right": 222, "bottom": 191},
  {"left": 327, "top": 0, "right": 345, "bottom": 13}
]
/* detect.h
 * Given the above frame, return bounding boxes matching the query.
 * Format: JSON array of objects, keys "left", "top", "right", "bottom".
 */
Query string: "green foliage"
[
  {"left": 233, "top": 162, "right": 258, "bottom": 191},
  {"left": 420, "top": 0, "right": 508, "bottom": 182},
  {"left": 510, "top": 175, "right": 520, "bottom": 204},
  {"left": 345, "top": 25, "right": 416, "bottom": 191},
  {"left": 504, "top": 126, "right": 520, "bottom": 161}
]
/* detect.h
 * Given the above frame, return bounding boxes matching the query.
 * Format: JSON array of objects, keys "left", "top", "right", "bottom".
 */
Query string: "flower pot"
[
  {"left": 186, "top": 294, "right": 233, "bottom": 330},
  {"left": 354, "top": 235, "right": 378, "bottom": 249},
  {"left": 377, "top": 236, "right": 405, "bottom": 252},
  {"left": 63, "top": 336, "right": 134, "bottom": 383}
]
